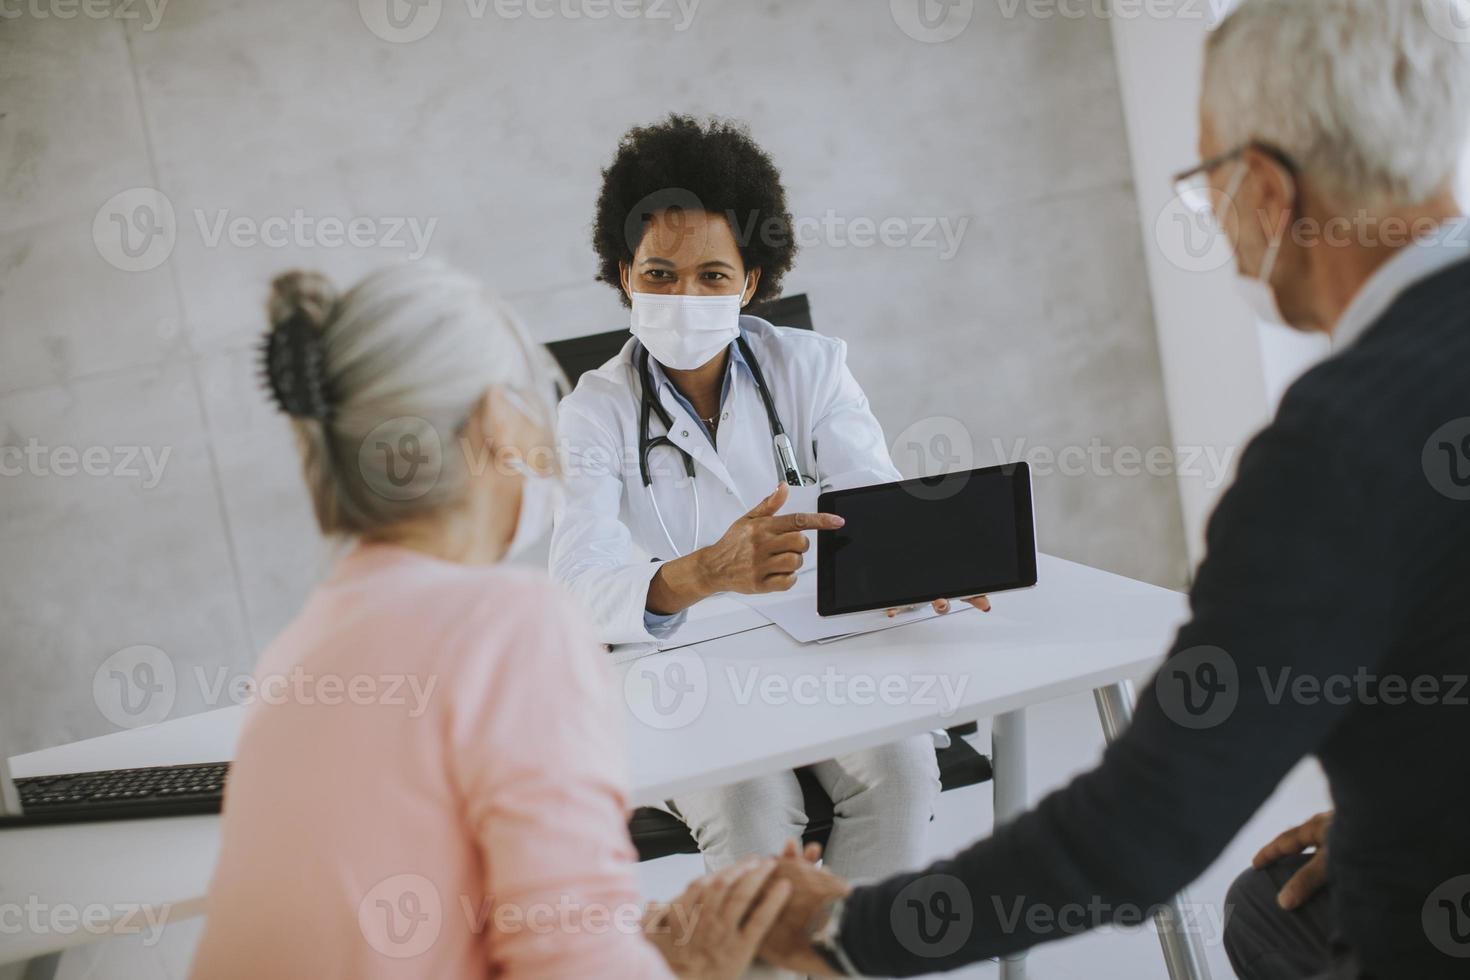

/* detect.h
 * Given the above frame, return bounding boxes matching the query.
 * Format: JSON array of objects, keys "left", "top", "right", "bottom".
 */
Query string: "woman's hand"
[
  {"left": 1252, "top": 810, "right": 1334, "bottom": 909},
  {"left": 757, "top": 841, "right": 852, "bottom": 976},
  {"left": 643, "top": 857, "right": 792, "bottom": 980}
]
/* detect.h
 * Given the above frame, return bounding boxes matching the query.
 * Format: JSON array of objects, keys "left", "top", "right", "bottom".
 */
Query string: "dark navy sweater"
[{"left": 842, "top": 258, "right": 1470, "bottom": 978}]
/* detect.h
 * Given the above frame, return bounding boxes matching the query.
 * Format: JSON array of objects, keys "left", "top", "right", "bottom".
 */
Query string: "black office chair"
[{"left": 547, "top": 293, "right": 992, "bottom": 862}]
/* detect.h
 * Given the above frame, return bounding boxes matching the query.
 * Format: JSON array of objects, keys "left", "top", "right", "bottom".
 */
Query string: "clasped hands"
[{"left": 643, "top": 840, "right": 852, "bottom": 979}]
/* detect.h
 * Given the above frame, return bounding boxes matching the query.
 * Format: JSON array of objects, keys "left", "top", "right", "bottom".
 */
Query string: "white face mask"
[
  {"left": 629, "top": 284, "right": 747, "bottom": 370},
  {"left": 1220, "top": 161, "right": 1290, "bottom": 327},
  {"left": 505, "top": 456, "right": 561, "bottom": 558},
  {"left": 494, "top": 386, "right": 562, "bottom": 560}
]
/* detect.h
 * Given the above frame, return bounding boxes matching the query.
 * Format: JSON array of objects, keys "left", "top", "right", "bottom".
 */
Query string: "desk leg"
[
  {"left": 1094, "top": 682, "right": 1212, "bottom": 980},
  {"left": 992, "top": 708, "right": 1027, "bottom": 980}
]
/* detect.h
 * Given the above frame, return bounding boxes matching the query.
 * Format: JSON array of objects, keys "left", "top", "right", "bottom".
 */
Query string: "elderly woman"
[{"left": 189, "top": 263, "right": 788, "bottom": 979}]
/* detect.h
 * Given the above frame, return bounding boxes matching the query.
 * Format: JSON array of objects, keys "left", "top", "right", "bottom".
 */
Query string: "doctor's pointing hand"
[{"left": 645, "top": 481, "right": 843, "bottom": 616}]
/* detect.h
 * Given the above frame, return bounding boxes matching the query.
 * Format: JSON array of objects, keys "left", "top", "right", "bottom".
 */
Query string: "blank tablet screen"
[{"left": 817, "top": 463, "right": 1036, "bottom": 616}]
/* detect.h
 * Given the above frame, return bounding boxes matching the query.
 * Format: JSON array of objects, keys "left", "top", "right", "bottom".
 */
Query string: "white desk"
[{"left": 1, "top": 555, "right": 1206, "bottom": 979}]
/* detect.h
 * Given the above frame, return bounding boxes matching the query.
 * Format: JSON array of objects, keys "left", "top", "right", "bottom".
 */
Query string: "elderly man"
[{"left": 757, "top": 0, "right": 1470, "bottom": 977}]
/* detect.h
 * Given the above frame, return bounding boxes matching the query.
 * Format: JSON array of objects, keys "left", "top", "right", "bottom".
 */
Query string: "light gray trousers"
[{"left": 668, "top": 733, "right": 941, "bottom": 883}]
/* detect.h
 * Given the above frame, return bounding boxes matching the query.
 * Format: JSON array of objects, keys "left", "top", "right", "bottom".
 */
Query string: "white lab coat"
[{"left": 550, "top": 315, "right": 902, "bottom": 645}]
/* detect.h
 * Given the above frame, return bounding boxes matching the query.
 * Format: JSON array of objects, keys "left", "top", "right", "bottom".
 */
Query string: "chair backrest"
[{"left": 545, "top": 293, "right": 813, "bottom": 389}]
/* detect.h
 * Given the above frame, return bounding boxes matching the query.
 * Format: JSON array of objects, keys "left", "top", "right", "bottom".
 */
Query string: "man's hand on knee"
[{"left": 1252, "top": 811, "right": 1333, "bottom": 910}]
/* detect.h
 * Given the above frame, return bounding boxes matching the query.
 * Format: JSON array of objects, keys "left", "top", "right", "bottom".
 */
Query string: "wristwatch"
[{"left": 810, "top": 895, "right": 861, "bottom": 977}]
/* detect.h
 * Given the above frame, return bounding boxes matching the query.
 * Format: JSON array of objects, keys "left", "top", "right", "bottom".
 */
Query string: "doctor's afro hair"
[{"left": 592, "top": 114, "right": 797, "bottom": 307}]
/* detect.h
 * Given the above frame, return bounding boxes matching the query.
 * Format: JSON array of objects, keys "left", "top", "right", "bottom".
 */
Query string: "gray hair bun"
[{"left": 261, "top": 270, "right": 338, "bottom": 421}]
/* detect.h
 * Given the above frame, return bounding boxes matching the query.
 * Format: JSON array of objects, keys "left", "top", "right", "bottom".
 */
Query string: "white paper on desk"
[
  {"left": 606, "top": 594, "right": 772, "bottom": 664},
  {"left": 659, "top": 594, "right": 770, "bottom": 650},
  {"left": 815, "top": 602, "right": 974, "bottom": 643},
  {"left": 731, "top": 572, "right": 972, "bottom": 643}
]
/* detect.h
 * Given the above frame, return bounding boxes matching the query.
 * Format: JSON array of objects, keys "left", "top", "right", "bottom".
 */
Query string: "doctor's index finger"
[{"left": 765, "top": 512, "right": 844, "bottom": 533}]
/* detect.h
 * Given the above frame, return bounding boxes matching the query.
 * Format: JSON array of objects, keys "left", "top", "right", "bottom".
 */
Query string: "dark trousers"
[{"left": 1223, "top": 855, "right": 1360, "bottom": 980}]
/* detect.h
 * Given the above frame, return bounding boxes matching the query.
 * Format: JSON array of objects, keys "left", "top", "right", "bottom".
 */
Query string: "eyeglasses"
[{"left": 1172, "top": 141, "right": 1298, "bottom": 224}]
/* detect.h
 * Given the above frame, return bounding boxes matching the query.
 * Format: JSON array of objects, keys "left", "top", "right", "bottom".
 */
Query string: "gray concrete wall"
[{"left": 0, "top": 0, "right": 1188, "bottom": 757}]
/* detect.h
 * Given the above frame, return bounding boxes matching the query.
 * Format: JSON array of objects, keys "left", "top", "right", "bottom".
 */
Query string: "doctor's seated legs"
[
  {"left": 669, "top": 734, "right": 941, "bottom": 879},
  {"left": 672, "top": 770, "right": 809, "bottom": 870},
  {"left": 808, "top": 734, "right": 941, "bottom": 882}
]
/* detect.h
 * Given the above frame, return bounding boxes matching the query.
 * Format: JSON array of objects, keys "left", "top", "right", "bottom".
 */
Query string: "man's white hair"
[{"left": 1204, "top": 0, "right": 1470, "bottom": 207}]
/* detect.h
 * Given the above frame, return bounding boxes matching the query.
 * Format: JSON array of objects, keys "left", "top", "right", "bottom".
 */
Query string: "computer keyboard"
[{"left": 4, "top": 762, "right": 229, "bottom": 826}]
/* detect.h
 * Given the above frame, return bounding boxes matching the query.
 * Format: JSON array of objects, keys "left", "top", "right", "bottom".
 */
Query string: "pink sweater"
[{"left": 190, "top": 544, "right": 673, "bottom": 979}]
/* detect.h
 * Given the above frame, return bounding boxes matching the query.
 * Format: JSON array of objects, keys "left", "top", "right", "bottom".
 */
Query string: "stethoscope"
[{"left": 637, "top": 335, "right": 812, "bottom": 558}]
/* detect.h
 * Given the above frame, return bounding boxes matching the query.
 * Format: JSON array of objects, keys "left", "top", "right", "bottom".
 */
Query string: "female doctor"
[{"left": 550, "top": 115, "right": 984, "bottom": 884}]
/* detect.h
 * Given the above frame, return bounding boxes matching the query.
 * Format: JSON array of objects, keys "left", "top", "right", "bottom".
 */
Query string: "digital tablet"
[{"left": 816, "top": 463, "right": 1037, "bottom": 617}]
